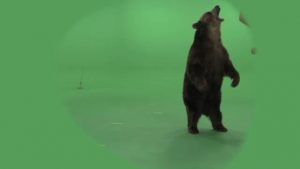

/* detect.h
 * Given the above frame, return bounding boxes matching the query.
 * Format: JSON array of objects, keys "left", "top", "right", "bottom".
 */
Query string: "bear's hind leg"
[
  {"left": 210, "top": 111, "right": 227, "bottom": 132},
  {"left": 207, "top": 92, "right": 228, "bottom": 132},
  {"left": 186, "top": 101, "right": 204, "bottom": 134},
  {"left": 187, "top": 110, "right": 202, "bottom": 134}
]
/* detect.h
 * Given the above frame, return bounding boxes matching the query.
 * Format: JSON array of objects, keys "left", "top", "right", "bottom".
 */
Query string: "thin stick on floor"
[{"left": 77, "top": 66, "right": 84, "bottom": 90}]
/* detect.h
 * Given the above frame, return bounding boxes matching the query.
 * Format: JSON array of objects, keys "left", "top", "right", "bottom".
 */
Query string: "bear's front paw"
[{"left": 231, "top": 74, "right": 240, "bottom": 88}]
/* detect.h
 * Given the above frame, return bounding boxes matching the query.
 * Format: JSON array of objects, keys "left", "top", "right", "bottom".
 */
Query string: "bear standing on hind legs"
[{"left": 183, "top": 5, "right": 240, "bottom": 134}]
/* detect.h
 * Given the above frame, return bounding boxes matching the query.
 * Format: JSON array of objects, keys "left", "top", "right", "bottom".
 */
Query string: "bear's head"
[{"left": 192, "top": 5, "right": 224, "bottom": 41}]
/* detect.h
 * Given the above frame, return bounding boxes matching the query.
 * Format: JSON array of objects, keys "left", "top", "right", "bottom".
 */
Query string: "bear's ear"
[
  {"left": 192, "top": 22, "right": 200, "bottom": 29},
  {"left": 192, "top": 21, "right": 205, "bottom": 29}
]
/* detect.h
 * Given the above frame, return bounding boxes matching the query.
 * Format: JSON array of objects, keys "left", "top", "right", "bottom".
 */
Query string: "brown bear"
[{"left": 183, "top": 5, "right": 240, "bottom": 134}]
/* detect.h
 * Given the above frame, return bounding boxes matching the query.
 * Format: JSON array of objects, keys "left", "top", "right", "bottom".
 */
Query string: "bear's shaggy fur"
[{"left": 183, "top": 6, "right": 240, "bottom": 134}]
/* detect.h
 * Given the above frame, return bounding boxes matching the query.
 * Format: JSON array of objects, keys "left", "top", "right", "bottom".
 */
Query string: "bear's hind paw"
[{"left": 188, "top": 127, "right": 200, "bottom": 134}]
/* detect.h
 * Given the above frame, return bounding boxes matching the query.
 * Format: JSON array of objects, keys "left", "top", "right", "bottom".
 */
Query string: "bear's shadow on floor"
[
  {"left": 162, "top": 129, "right": 245, "bottom": 169},
  {"left": 67, "top": 94, "right": 246, "bottom": 169}
]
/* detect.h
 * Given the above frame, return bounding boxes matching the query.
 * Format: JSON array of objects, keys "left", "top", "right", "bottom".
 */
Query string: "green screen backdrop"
[{"left": 0, "top": 0, "right": 299, "bottom": 169}]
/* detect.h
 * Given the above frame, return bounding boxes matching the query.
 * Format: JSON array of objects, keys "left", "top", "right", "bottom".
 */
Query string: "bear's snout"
[{"left": 211, "top": 5, "right": 221, "bottom": 16}]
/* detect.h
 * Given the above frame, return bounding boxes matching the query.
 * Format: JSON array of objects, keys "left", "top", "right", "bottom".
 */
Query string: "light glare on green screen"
[{"left": 59, "top": 1, "right": 254, "bottom": 169}]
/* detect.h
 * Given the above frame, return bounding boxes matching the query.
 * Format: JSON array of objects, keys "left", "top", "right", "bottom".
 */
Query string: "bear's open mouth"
[{"left": 211, "top": 5, "right": 224, "bottom": 21}]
